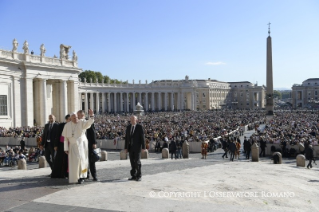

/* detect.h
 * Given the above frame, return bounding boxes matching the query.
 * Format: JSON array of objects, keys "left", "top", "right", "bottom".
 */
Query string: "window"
[
  {"left": 315, "top": 91, "right": 318, "bottom": 95},
  {"left": 0, "top": 95, "right": 7, "bottom": 115}
]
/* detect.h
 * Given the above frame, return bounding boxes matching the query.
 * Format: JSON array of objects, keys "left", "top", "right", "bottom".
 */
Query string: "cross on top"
[{"left": 268, "top": 22, "right": 271, "bottom": 35}]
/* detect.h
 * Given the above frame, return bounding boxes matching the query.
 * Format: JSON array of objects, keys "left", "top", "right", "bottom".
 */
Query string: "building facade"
[
  {"left": 0, "top": 40, "right": 265, "bottom": 128},
  {"left": 292, "top": 78, "right": 319, "bottom": 108},
  {"left": 0, "top": 40, "right": 81, "bottom": 128},
  {"left": 78, "top": 78, "right": 265, "bottom": 114}
]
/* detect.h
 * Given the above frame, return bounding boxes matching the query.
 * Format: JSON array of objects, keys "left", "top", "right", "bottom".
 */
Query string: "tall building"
[{"left": 292, "top": 78, "right": 319, "bottom": 108}]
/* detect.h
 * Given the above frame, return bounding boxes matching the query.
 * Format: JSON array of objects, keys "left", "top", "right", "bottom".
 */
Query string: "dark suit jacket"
[
  {"left": 54, "top": 122, "right": 66, "bottom": 148},
  {"left": 125, "top": 124, "right": 145, "bottom": 153},
  {"left": 41, "top": 122, "right": 59, "bottom": 147},
  {"left": 86, "top": 123, "right": 97, "bottom": 152}
]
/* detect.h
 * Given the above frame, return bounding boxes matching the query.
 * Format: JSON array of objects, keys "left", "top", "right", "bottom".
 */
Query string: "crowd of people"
[{"left": 0, "top": 110, "right": 318, "bottom": 169}]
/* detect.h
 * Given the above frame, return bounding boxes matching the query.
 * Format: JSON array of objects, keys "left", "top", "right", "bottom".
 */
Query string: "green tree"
[
  {"left": 94, "top": 71, "right": 104, "bottom": 83},
  {"left": 273, "top": 90, "right": 282, "bottom": 99},
  {"left": 79, "top": 70, "right": 97, "bottom": 83}
]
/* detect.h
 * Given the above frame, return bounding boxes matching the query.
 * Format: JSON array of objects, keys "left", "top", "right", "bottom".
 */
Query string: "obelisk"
[{"left": 266, "top": 23, "right": 274, "bottom": 116}]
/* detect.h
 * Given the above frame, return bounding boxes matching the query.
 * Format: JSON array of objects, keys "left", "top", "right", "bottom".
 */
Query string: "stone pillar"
[
  {"left": 126, "top": 93, "right": 129, "bottom": 112},
  {"left": 170, "top": 92, "right": 174, "bottom": 111},
  {"left": 41, "top": 79, "right": 47, "bottom": 126},
  {"left": 151, "top": 92, "right": 155, "bottom": 111},
  {"left": 273, "top": 152, "right": 282, "bottom": 164},
  {"left": 60, "top": 80, "right": 68, "bottom": 121},
  {"left": 12, "top": 77, "right": 21, "bottom": 127},
  {"left": 177, "top": 92, "right": 180, "bottom": 110},
  {"left": 120, "top": 150, "right": 127, "bottom": 160},
  {"left": 164, "top": 92, "right": 167, "bottom": 111},
  {"left": 296, "top": 154, "right": 305, "bottom": 167},
  {"left": 120, "top": 92, "right": 123, "bottom": 112},
  {"left": 101, "top": 151, "right": 107, "bottom": 161},
  {"left": 101, "top": 92, "right": 105, "bottom": 113},
  {"left": 18, "top": 159, "right": 27, "bottom": 170},
  {"left": 114, "top": 92, "right": 117, "bottom": 112},
  {"left": 39, "top": 156, "right": 47, "bottom": 168},
  {"left": 90, "top": 92, "right": 94, "bottom": 110},
  {"left": 85, "top": 92, "right": 88, "bottom": 113},
  {"left": 132, "top": 92, "right": 136, "bottom": 111},
  {"left": 182, "top": 141, "right": 189, "bottom": 158},
  {"left": 158, "top": 92, "right": 162, "bottom": 110},
  {"left": 24, "top": 77, "right": 34, "bottom": 127},
  {"left": 141, "top": 149, "right": 149, "bottom": 159},
  {"left": 79, "top": 93, "right": 82, "bottom": 110},
  {"left": 96, "top": 92, "right": 100, "bottom": 114},
  {"left": 181, "top": 92, "right": 184, "bottom": 110},
  {"left": 108, "top": 92, "right": 111, "bottom": 112},
  {"left": 138, "top": 92, "right": 141, "bottom": 103},
  {"left": 251, "top": 143, "right": 259, "bottom": 162},
  {"left": 162, "top": 148, "right": 169, "bottom": 159},
  {"left": 144, "top": 93, "right": 148, "bottom": 111}
]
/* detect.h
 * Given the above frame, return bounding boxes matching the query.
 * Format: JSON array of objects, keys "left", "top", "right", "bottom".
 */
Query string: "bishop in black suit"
[
  {"left": 124, "top": 115, "right": 145, "bottom": 181},
  {"left": 41, "top": 114, "right": 59, "bottom": 175}
]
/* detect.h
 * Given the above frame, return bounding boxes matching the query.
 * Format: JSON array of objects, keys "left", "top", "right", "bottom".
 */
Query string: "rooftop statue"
[
  {"left": 12, "top": 38, "right": 18, "bottom": 52},
  {"left": 22, "top": 40, "right": 29, "bottom": 54},
  {"left": 40, "top": 44, "right": 46, "bottom": 57},
  {"left": 72, "top": 50, "right": 78, "bottom": 62}
]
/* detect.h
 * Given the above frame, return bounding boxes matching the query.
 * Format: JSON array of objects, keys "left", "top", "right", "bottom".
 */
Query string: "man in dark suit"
[
  {"left": 20, "top": 137, "right": 26, "bottom": 151},
  {"left": 124, "top": 115, "right": 145, "bottom": 181},
  {"left": 41, "top": 114, "right": 59, "bottom": 176},
  {"left": 77, "top": 110, "right": 98, "bottom": 181}
]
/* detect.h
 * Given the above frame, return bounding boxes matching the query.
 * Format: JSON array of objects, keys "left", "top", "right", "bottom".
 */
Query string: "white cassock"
[{"left": 62, "top": 118, "right": 94, "bottom": 183}]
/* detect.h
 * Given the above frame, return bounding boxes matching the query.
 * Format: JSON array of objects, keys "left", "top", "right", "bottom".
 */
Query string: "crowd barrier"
[{"left": 264, "top": 143, "right": 319, "bottom": 157}]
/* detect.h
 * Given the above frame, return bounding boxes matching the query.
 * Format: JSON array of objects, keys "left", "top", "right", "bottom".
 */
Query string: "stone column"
[
  {"left": 170, "top": 92, "right": 174, "bottom": 111},
  {"left": 60, "top": 80, "right": 68, "bottom": 121},
  {"left": 12, "top": 77, "right": 21, "bottom": 127},
  {"left": 177, "top": 92, "right": 180, "bottom": 110},
  {"left": 181, "top": 92, "right": 184, "bottom": 110},
  {"left": 114, "top": 92, "right": 117, "bottom": 112},
  {"left": 151, "top": 92, "right": 155, "bottom": 111},
  {"left": 24, "top": 77, "right": 34, "bottom": 127},
  {"left": 126, "top": 93, "right": 129, "bottom": 112},
  {"left": 145, "top": 93, "right": 149, "bottom": 111},
  {"left": 158, "top": 92, "right": 162, "bottom": 110},
  {"left": 72, "top": 80, "right": 79, "bottom": 113},
  {"left": 108, "top": 92, "right": 111, "bottom": 112},
  {"left": 120, "top": 92, "right": 123, "bottom": 112},
  {"left": 164, "top": 92, "right": 167, "bottom": 111},
  {"left": 90, "top": 92, "right": 94, "bottom": 111},
  {"left": 132, "top": 92, "right": 136, "bottom": 111},
  {"left": 96, "top": 92, "right": 100, "bottom": 114},
  {"left": 41, "top": 79, "right": 47, "bottom": 126},
  {"left": 79, "top": 93, "right": 82, "bottom": 110},
  {"left": 138, "top": 92, "right": 141, "bottom": 103},
  {"left": 85, "top": 92, "right": 88, "bottom": 113},
  {"left": 101, "top": 92, "right": 105, "bottom": 113}
]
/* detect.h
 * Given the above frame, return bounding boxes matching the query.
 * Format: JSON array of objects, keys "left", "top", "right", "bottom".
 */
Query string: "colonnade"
[{"left": 79, "top": 91, "right": 197, "bottom": 113}]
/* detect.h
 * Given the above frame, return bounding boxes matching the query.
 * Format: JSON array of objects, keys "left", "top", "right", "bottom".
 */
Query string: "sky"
[{"left": 0, "top": 0, "right": 318, "bottom": 90}]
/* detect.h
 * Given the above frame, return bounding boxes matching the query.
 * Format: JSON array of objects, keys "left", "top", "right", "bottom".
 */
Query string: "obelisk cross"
[{"left": 268, "top": 22, "right": 271, "bottom": 35}]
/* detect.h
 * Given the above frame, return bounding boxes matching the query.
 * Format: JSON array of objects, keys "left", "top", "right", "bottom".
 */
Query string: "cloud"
[{"left": 205, "top": 62, "right": 226, "bottom": 65}]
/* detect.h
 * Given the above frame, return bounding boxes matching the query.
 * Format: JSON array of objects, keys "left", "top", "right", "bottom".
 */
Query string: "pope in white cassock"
[{"left": 62, "top": 109, "right": 94, "bottom": 184}]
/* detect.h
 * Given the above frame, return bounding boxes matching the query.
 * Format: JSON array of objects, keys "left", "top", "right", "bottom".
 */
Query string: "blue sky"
[{"left": 1, "top": 0, "right": 318, "bottom": 89}]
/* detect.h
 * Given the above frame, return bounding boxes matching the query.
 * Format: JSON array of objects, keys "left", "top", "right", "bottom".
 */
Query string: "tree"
[
  {"left": 273, "top": 90, "right": 282, "bottom": 99},
  {"left": 79, "top": 70, "right": 97, "bottom": 83},
  {"left": 79, "top": 70, "right": 124, "bottom": 84}
]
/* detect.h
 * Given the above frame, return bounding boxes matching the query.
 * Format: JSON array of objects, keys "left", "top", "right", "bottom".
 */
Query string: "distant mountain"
[{"left": 274, "top": 87, "right": 291, "bottom": 91}]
